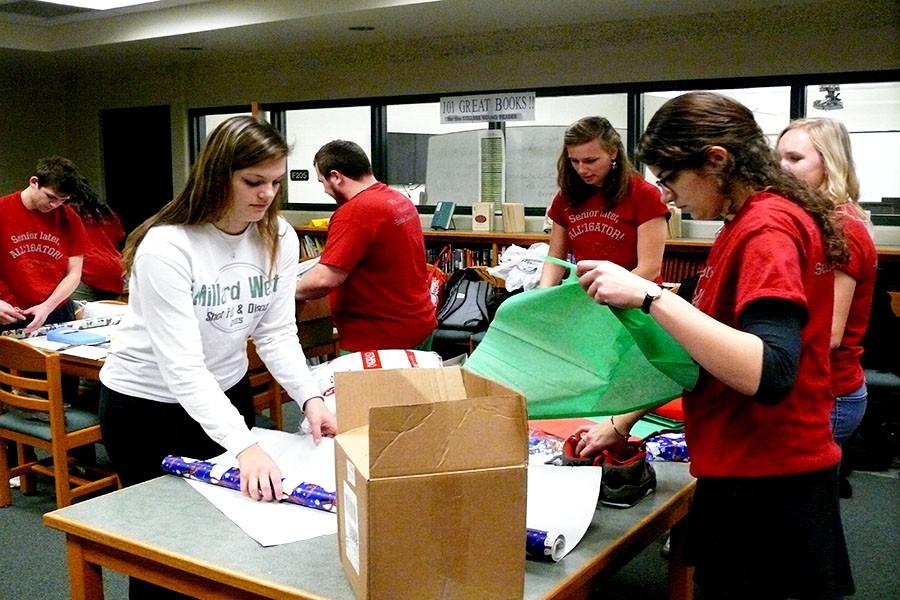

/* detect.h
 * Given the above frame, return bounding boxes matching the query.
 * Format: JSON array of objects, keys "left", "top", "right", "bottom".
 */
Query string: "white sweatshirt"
[{"left": 100, "top": 218, "right": 321, "bottom": 456}]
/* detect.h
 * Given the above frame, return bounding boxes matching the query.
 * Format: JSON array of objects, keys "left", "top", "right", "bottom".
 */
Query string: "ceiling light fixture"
[
  {"left": 812, "top": 84, "right": 844, "bottom": 111},
  {"left": 36, "top": 1, "right": 164, "bottom": 10}
]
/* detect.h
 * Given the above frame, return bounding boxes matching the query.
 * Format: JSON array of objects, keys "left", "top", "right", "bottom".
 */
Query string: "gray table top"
[{"left": 46, "top": 461, "right": 694, "bottom": 599}]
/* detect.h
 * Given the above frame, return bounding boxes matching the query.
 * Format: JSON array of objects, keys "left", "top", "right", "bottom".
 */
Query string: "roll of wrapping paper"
[
  {"left": 161, "top": 455, "right": 336, "bottom": 513},
  {"left": 526, "top": 528, "right": 566, "bottom": 561},
  {"left": 0, "top": 314, "right": 123, "bottom": 339}
]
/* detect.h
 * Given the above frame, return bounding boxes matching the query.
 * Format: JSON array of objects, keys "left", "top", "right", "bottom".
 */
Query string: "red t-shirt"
[
  {"left": 547, "top": 174, "right": 667, "bottom": 269},
  {"left": 0, "top": 191, "right": 87, "bottom": 309},
  {"left": 831, "top": 209, "right": 877, "bottom": 396},
  {"left": 320, "top": 182, "right": 436, "bottom": 351},
  {"left": 684, "top": 192, "right": 840, "bottom": 478},
  {"left": 80, "top": 214, "right": 126, "bottom": 294}
]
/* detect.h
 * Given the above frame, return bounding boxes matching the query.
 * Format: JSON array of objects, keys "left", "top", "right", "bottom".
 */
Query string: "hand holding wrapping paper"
[
  {"left": 161, "top": 455, "right": 336, "bottom": 513},
  {"left": 464, "top": 257, "right": 698, "bottom": 419}
]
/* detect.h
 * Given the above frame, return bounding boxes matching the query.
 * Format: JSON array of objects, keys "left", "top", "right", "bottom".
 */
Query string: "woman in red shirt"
[
  {"left": 778, "top": 118, "right": 877, "bottom": 498},
  {"left": 575, "top": 92, "right": 854, "bottom": 599},
  {"left": 67, "top": 176, "right": 126, "bottom": 302},
  {"left": 539, "top": 116, "right": 668, "bottom": 287}
]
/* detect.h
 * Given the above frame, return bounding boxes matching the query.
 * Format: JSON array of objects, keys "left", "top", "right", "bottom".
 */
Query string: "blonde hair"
[{"left": 778, "top": 117, "right": 865, "bottom": 222}]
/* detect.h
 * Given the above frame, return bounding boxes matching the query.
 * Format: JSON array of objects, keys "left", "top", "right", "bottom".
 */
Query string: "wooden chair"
[
  {"left": 296, "top": 297, "right": 340, "bottom": 360},
  {"left": 247, "top": 338, "right": 286, "bottom": 430},
  {"left": 0, "top": 337, "right": 120, "bottom": 508}
]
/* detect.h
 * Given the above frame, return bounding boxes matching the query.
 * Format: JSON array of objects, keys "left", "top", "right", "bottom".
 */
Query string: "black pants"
[
  {"left": 689, "top": 466, "right": 854, "bottom": 599},
  {"left": 99, "top": 376, "right": 254, "bottom": 599}
]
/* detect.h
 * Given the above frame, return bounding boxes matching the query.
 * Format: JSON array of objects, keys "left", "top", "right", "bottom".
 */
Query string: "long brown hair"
[
  {"left": 122, "top": 116, "right": 289, "bottom": 277},
  {"left": 556, "top": 116, "right": 635, "bottom": 209},
  {"left": 638, "top": 92, "right": 847, "bottom": 265}
]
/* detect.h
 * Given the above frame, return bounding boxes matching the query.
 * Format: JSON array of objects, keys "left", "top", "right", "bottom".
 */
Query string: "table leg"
[
  {"left": 66, "top": 537, "right": 104, "bottom": 600},
  {"left": 667, "top": 519, "right": 694, "bottom": 600}
]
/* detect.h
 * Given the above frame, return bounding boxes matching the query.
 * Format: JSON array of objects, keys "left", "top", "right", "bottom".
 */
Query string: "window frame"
[{"left": 186, "top": 69, "right": 900, "bottom": 218}]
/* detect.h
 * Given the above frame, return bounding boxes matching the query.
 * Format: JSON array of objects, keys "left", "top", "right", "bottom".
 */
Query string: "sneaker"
[
  {"left": 9, "top": 476, "right": 20, "bottom": 489},
  {"left": 561, "top": 434, "right": 603, "bottom": 467},
  {"left": 598, "top": 440, "right": 656, "bottom": 508}
]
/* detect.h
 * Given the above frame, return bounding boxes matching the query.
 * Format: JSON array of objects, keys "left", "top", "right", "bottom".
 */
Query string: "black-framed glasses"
[
  {"left": 40, "top": 187, "right": 71, "bottom": 205},
  {"left": 655, "top": 168, "right": 682, "bottom": 192}
]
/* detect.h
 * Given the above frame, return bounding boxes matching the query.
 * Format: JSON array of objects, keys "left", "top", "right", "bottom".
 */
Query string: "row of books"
[
  {"left": 300, "top": 235, "right": 324, "bottom": 259},
  {"left": 426, "top": 245, "right": 494, "bottom": 272}
]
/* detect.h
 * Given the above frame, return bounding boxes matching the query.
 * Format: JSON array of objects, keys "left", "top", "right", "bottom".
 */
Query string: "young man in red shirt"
[
  {"left": 296, "top": 140, "right": 436, "bottom": 352},
  {"left": 0, "top": 156, "right": 86, "bottom": 334}
]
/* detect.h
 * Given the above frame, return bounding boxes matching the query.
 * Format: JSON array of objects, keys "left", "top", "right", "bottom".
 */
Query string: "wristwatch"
[{"left": 641, "top": 283, "right": 663, "bottom": 314}]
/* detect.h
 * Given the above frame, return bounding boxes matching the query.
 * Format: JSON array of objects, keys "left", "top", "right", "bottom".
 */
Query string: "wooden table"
[{"left": 44, "top": 461, "right": 695, "bottom": 600}]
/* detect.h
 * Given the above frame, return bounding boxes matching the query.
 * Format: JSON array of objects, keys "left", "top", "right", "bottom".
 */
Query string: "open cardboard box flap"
[{"left": 334, "top": 366, "right": 528, "bottom": 478}]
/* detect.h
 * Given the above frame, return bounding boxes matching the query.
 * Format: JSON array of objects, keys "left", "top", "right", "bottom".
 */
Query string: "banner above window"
[{"left": 440, "top": 92, "right": 536, "bottom": 124}]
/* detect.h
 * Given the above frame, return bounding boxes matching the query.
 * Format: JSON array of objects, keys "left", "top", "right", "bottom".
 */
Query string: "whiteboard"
[
  {"left": 851, "top": 131, "right": 900, "bottom": 205},
  {"left": 425, "top": 126, "right": 635, "bottom": 208},
  {"left": 504, "top": 126, "right": 565, "bottom": 206},
  {"left": 425, "top": 129, "right": 481, "bottom": 206}
]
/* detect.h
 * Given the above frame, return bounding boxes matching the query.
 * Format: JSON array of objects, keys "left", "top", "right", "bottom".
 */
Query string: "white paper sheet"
[
  {"left": 184, "top": 428, "right": 337, "bottom": 547},
  {"left": 526, "top": 464, "right": 602, "bottom": 560},
  {"left": 23, "top": 338, "right": 69, "bottom": 351},
  {"left": 60, "top": 344, "right": 110, "bottom": 360}
]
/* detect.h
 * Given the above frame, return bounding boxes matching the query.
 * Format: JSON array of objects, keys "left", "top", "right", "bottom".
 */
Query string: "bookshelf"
[
  {"left": 296, "top": 224, "right": 900, "bottom": 289},
  {"left": 295, "top": 226, "right": 551, "bottom": 271}
]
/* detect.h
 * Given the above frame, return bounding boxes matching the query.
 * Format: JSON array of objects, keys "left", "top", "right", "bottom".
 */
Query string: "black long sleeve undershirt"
[{"left": 739, "top": 299, "right": 807, "bottom": 405}]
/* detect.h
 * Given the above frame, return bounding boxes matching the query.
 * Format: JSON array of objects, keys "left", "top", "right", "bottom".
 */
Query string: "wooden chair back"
[{"left": 0, "top": 337, "right": 119, "bottom": 508}]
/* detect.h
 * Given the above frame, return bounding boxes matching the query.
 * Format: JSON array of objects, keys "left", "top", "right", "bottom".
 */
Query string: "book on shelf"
[
  {"left": 425, "top": 244, "right": 495, "bottom": 272},
  {"left": 300, "top": 235, "right": 324, "bottom": 259}
]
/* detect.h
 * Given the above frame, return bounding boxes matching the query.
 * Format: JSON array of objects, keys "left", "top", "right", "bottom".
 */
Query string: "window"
[
  {"left": 806, "top": 81, "right": 900, "bottom": 207},
  {"left": 386, "top": 102, "right": 487, "bottom": 206},
  {"left": 505, "top": 93, "right": 628, "bottom": 210},
  {"left": 640, "top": 86, "right": 791, "bottom": 190},
  {"left": 386, "top": 94, "right": 628, "bottom": 210},
  {"left": 283, "top": 105, "right": 372, "bottom": 205}
]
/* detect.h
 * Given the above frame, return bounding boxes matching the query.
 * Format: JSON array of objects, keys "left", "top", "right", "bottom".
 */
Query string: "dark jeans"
[{"left": 99, "top": 375, "right": 254, "bottom": 599}]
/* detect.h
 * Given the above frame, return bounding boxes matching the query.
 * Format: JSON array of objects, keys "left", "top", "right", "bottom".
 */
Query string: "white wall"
[{"left": 1, "top": 2, "right": 897, "bottom": 198}]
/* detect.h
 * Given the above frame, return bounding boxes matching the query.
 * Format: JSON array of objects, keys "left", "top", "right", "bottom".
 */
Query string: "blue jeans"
[{"left": 831, "top": 382, "right": 867, "bottom": 445}]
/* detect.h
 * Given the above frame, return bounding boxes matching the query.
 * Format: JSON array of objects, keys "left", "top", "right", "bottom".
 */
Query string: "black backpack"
[{"left": 435, "top": 269, "right": 494, "bottom": 333}]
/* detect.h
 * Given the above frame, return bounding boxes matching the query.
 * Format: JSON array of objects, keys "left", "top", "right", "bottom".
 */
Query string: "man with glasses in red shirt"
[{"left": 0, "top": 156, "right": 87, "bottom": 334}]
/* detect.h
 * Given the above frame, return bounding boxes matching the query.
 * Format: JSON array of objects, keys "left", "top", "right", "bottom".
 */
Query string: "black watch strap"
[{"left": 641, "top": 285, "right": 663, "bottom": 314}]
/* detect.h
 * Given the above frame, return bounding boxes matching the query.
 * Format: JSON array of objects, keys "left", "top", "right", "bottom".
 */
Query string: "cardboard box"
[{"left": 333, "top": 367, "right": 528, "bottom": 600}]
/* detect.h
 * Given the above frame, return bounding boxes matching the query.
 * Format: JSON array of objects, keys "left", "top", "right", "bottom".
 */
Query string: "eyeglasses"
[
  {"left": 41, "top": 187, "right": 71, "bottom": 205},
  {"left": 655, "top": 168, "right": 682, "bottom": 192}
]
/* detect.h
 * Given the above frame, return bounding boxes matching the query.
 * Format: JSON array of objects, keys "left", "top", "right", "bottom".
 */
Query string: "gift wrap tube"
[
  {"left": 526, "top": 528, "right": 566, "bottom": 561},
  {"left": 161, "top": 455, "right": 336, "bottom": 513}
]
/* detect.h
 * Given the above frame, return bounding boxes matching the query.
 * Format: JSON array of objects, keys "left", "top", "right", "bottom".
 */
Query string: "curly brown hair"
[{"left": 637, "top": 92, "right": 847, "bottom": 265}]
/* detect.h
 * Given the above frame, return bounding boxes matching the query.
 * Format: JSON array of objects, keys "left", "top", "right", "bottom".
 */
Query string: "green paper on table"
[{"left": 464, "top": 257, "right": 698, "bottom": 419}]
